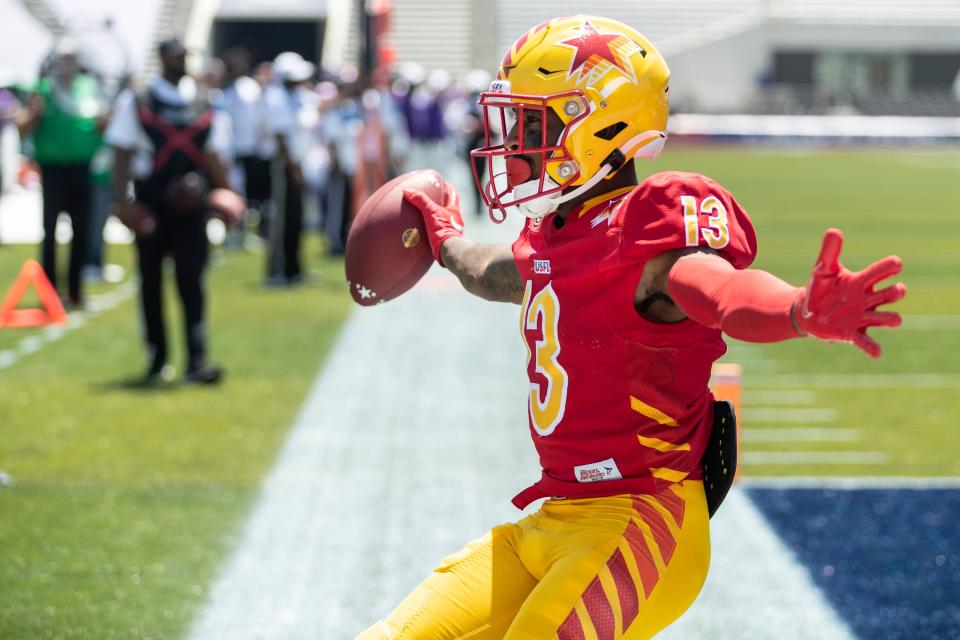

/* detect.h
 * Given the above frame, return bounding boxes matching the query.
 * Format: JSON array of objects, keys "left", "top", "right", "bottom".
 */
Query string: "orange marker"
[
  {"left": 0, "top": 260, "right": 67, "bottom": 328},
  {"left": 710, "top": 362, "right": 742, "bottom": 480}
]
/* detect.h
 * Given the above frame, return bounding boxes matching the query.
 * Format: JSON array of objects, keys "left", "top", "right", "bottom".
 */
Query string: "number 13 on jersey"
[
  {"left": 682, "top": 195, "right": 730, "bottom": 250},
  {"left": 521, "top": 281, "right": 569, "bottom": 436}
]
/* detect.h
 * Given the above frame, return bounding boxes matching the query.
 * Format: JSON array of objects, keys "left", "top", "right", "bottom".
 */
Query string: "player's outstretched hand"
[
  {"left": 794, "top": 228, "right": 907, "bottom": 358},
  {"left": 403, "top": 183, "right": 464, "bottom": 266}
]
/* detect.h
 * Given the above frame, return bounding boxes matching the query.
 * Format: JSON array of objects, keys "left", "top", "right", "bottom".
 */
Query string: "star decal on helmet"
[{"left": 558, "top": 20, "right": 637, "bottom": 85}]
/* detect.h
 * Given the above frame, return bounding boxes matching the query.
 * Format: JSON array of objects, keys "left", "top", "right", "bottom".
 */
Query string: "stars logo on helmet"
[{"left": 558, "top": 20, "right": 642, "bottom": 86}]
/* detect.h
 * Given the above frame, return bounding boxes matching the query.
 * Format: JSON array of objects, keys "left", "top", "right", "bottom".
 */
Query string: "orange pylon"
[
  {"left": 709, "top": 362, "right": 742, "bottom": 480},
  {"left": 0, "top": 259, "right": 67, "bottom": 328}
]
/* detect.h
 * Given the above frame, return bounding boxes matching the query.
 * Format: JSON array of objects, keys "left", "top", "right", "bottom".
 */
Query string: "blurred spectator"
[
  {"left": 372, "top": 68, "right": 409, "bottom": 180},
  {"left": 16, "top": 38, "right": 107, "bottom": 307},
  {"left": 458, "top": 69, "right": 492, "bottom": 216},
  {"left": 105, "top": 38, "right": 244, "bottom": 384},
  {"left": 263, "top": 52, "right": 317, "bottom": 284},
  {"left": 84, "top": 145, "right": 116, "bottom": 281},
  {"left": 396, "top": 64, "right": 449, "bottom": 170},
  {"left": 0, "top": 86, "right": 18, "bottom": 236},
  {"left": 221, "top": 47, "right": 275, "bottom": 241},
  {"left": 321, "top": 78, "right": 363, "bottom": 255},
  {"left": 0, "top": 87, "right": 17, "bottom": 179},
  {"left": 253, "top": 61, "right": 273, "bottom": 88},
  {"left": 354, "top": 88, "right": 388, "bottom": 218}
]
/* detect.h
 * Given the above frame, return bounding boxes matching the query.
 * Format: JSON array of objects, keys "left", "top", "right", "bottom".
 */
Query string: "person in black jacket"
[{"left": 105, "top": 39, "right": 244, "bottom": 384}]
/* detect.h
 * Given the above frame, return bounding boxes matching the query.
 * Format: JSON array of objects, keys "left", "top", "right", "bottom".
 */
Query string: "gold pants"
[{"left": 357, "top": 480, "right": 710, "bottom": 639}]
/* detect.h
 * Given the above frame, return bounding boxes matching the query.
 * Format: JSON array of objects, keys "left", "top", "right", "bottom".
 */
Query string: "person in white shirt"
[
  {"left": 105, "top": 38, "right": 245, "bottom": 384},
  {"left": 262, "top": 51, "right": 318, "bottom": 284},
  {"left": 221, "top": 48, "right": 275, "bottom": 239}
]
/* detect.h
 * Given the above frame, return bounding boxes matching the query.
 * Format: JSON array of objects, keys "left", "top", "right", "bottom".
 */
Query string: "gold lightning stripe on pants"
[{"left": 630, "top": 397, "right": 679, "bottom": 427}]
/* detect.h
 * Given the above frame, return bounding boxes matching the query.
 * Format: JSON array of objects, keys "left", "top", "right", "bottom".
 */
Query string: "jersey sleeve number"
[
  {"left": 681, "top": 195, "right": 730, "bottom": 250},
  {"left": 521, "top": 281, "right": 568, "bottom": 436}
]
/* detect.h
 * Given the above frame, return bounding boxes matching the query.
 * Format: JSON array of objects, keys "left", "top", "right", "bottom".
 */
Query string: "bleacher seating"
[
  {"left": 747, "top": 84, "right": 960, "bottom": 117},
  {"left": 854, "top": 89, "right": 960, "bottom": 117}
]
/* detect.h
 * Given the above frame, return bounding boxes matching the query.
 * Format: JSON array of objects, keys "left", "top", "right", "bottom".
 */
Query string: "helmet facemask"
[{"left": 471, "top": 89, "right": 591, "bottom": 221}]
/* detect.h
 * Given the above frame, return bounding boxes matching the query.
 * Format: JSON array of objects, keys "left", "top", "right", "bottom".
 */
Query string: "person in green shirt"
[{"left": 17, "top": 39, "right": 107, "bottom": 307}]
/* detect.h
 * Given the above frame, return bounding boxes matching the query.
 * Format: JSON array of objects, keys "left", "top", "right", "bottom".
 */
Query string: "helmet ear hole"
[{"left": 594, "top": 122, "right": 627, "bottom": 141}]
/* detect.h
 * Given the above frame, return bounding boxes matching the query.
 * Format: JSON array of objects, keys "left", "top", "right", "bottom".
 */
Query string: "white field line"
[
  {"left": 743, "top": 408, "right": 837, "bottom": 423},
  {"left": 741, "top": 428, "right": 860, "bottom": 443},
  {"left": 726, "top": 359, "right": 780, "bottom": 372},
  {"left": 0, "top": 283, "right": 135, "bottom": 371},
  {"left": 659, "top": 488, "right": 856, "bottom": 640},
  {"left": 742, "top": 451, "right": 889, "bottom": 465},
  {"left": 744, "top": 373, "right": 960, "bottom": 389},
  {"left": 719, "top": 351, "right": 779, "bottom": 371},
  {"left": 739, "top": 476, "right": 960, "bottom": 489},
  {"left": 901, "top": 315, "right": 960, "bottom": 331},
  {"left": 743, "top": 390, "right": 818, "bottom": 405}
]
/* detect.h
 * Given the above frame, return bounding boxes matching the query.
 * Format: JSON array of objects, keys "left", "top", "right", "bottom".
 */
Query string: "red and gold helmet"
[{"left": 471, "top": 15, "right": 670, "bottom": 221}]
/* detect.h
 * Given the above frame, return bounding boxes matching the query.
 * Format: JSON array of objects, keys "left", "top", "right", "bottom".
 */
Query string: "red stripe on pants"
[
  {"left": 623, "top": 520, "right": 660, "bottom": 598},
  {"left": 582, "top": 576, "right": 616, "bottom": 640},
  {"left": 607, "top": 548, "right": 640, "bottom": 629},
  {"left": 633, "top": 497, "right": 679, "bottom": 566},
  {"left": 656, "top": 489, "right": 687, "bottom": 528},
  {"left": 557, "top": 608, "right": 585, "bottom": 640}
]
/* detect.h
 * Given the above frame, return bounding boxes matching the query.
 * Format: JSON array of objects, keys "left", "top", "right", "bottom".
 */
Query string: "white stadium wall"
[
  {"left": 666, "top": 28, "right": 769, "bottom": 114},
  {"left": 384, "top": 0, "right": 960, "bottom": 114},
  {"left": 767, "top": 21, "right": 960, "bottom": 52}
]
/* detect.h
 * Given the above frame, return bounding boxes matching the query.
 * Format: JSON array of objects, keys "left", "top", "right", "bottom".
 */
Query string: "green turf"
[
  {"left": 0, "top": 237, "right": 352, "bottom": 638},
  {"left": 641, "top": 146, "right": 960, "bottom": 476}
]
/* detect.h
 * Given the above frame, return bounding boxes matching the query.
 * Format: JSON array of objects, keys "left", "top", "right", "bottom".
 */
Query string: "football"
[{"left": 345, "top": 169, "right": 445, "bottom": 306}]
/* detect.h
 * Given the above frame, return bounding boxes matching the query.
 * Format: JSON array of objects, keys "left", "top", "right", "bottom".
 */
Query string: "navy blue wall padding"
[{"left": 747, "top": 488, "right": 960, "bottom": 640}]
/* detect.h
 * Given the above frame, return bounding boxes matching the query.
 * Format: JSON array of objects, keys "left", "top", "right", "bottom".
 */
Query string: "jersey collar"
[{"left": 575, "top": 186, "right": 636, "bottom": 219}]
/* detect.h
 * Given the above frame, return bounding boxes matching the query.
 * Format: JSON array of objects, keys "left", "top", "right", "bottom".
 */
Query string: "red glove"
[
  {"left": 794, "top": 228, "right": 906, "bottom": 358},
  {"left": 403, "top": 183, "right": 464, "bottom": 266}
]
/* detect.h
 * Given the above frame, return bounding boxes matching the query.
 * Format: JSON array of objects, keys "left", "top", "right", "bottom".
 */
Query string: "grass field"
[
  {"left": 1, "top": 146, "right": 958, "bottom": 638},
  {"left": 0, "top": 238, "right": 352, "bottom": 638}
]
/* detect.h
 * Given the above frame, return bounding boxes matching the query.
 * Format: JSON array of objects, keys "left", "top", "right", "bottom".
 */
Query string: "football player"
[{"left": 358, "top": 15, "right": 906, "bottom": 639}]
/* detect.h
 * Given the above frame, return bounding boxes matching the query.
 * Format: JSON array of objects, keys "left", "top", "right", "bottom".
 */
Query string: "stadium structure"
[
  {"left": 3, "top": 0, "right": 957, "bottom": 155},
  {"left": 3, "top": 0, "right": 958, "bottom": 117}
]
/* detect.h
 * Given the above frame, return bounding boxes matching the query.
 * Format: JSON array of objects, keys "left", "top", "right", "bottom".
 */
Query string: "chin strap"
[{"left": 516, "top": 130, "right": 667, "bottom": 218}]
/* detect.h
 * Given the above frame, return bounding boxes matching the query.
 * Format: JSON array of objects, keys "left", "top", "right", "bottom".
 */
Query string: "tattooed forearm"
[{"left": 441, "top": 238, "right": 525, "bottom": 304}]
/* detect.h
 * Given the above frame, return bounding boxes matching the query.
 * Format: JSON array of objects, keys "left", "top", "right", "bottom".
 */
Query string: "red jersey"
[{"left": 510, "top": 171, "right": 757, "bottom": 509}]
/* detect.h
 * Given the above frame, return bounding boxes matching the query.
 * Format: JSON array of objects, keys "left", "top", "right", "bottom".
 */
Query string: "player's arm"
[
  {"left": 642, "top": 230, "right": 906, "bottom": 357},
  {"left": 440, "top": 238, "right": 524, "bottom": 303},
  {"left": 404, "top": 186, "right": 524, "bottom": 304}
]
